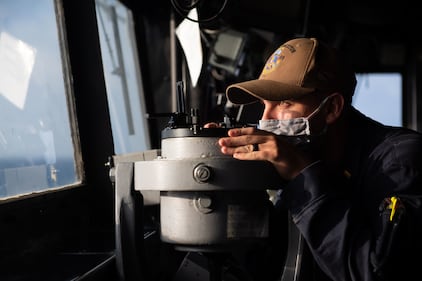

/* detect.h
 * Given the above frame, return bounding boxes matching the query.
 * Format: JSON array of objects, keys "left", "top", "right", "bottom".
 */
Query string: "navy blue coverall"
[{"left": 276, "top": 107, "right": 422, "bottom": 281}]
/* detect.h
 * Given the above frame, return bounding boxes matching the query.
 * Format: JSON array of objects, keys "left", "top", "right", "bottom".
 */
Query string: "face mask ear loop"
[
  {"left": 306, "top": 94, "right": 334, "bottom": 120},
  {"left": 304, "top": 94, "right": 334, "bottom": 136}
]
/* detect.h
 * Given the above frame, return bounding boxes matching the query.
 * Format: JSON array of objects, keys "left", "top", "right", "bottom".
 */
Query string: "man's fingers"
[
  {"left": 204, "top": 122, "right": 220, "bottom": 128},
  {"left": 221, "top": 143, "right": 260, "bottom": 156},
  {"left": 228, "top": 127, "right": 256, "bottom": 136},
  {"left": 219, "top": 134, "right": 259, "bottom": 148}
]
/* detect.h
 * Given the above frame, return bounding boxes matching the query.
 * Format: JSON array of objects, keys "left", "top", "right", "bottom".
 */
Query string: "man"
[{"left": 214, "top": 37, "right": 422, "bottom": 280}]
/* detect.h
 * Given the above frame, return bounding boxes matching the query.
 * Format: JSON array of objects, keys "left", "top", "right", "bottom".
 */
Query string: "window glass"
[
  {"left": 354, "top": 73, "right": 402, "bottom": 126},
  {"left": 96, "top": 0, "right": 151, "bottom": 154},
  {"left": 0, "top": 0, "right": 80, "bottom": 199}
]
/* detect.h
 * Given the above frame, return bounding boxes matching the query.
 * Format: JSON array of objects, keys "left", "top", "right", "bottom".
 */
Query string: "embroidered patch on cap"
[
  {"left": 262, "top": 43, "right": 296, "bottom": 76},
  {"left": 262, "top": 48, "right": 283, "bottom": 75}
]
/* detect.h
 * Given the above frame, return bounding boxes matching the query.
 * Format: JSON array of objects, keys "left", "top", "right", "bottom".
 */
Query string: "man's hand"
[{"left": 218, "top": 127, "right": 313, "bottom": 180}]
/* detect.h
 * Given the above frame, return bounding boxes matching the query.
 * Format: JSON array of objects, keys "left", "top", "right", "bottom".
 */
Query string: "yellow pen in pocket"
[{"left": 389, "top": 196, "right": 398, "bottom": 221}]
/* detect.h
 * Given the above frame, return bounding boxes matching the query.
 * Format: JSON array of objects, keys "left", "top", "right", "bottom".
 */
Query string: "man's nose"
[{"left": 261, "top": 107, "right": 276, "bottom": 120}]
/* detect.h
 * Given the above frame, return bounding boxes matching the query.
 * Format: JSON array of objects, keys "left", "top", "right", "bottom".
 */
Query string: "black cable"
[
  {"left": 172, "top": 0, "right": 203, "bottom": 12},
  {"left": 170, "top": 0, "right": 228, "bottom": 23}
]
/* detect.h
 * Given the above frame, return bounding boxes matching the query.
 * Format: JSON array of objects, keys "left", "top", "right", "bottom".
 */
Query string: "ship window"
[
  {"left": 95, "top": 0, "right": 151, "bottom": 154},
  {"left": 354, "top": 73, "right": 402, "bottom": 126},
  {"left": 0, "top": 0, "right": 81, "bottom": 200}
]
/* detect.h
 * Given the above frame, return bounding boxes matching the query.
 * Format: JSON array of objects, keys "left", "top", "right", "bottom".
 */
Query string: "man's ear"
[{"left": 325, "top": 93, "right": 344, "bottom": 124}]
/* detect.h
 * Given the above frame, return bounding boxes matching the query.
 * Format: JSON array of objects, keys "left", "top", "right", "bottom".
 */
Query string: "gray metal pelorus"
[{"left": 135, "top": 125, "right": 282, "bottom": 252}]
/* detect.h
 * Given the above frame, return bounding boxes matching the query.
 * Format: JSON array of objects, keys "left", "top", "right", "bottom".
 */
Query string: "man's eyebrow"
[{"left": 280, "top": 98, "right": 296, "bottom": 103}]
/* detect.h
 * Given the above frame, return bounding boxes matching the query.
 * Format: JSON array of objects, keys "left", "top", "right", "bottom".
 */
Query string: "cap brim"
[{"left": 226, "top": 79, "right": 315, "bottom": 105}]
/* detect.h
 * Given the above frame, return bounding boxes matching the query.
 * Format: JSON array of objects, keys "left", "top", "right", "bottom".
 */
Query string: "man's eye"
[{"left": 278, "top": 100, "right": 291, "bottom": 107}]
